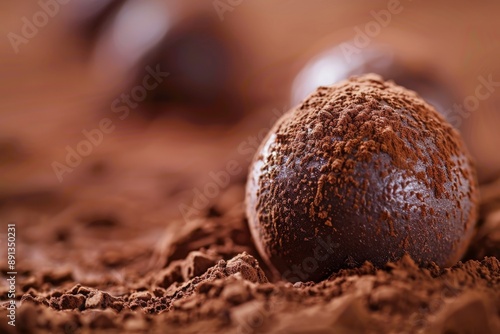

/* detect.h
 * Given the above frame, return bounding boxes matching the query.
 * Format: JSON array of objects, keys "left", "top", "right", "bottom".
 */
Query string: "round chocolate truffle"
[{"left": 246, "top": 74, "right": 478, "bottom": 283}]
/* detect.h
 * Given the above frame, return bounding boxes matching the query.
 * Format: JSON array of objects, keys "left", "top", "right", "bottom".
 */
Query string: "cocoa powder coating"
[{"left": 246, "top": 74, "right": 478, "bottom": 282}]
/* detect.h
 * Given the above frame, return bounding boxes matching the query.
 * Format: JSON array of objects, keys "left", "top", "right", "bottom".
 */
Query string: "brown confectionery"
[
  {"left": 246, "top": 74, "right": 479, "bottom": 282},
  {"left": 140, "top": 14, "right": 244, "bottom": 124},
  {"left": 291, "top": 43, "right": 462, "bottom": 128},
  {"left": 70, "top": 0, "right": 246, "bottom": 125}
]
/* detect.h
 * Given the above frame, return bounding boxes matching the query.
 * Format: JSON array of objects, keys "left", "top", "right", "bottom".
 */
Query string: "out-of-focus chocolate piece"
[
  {"left": 291, "top": 43, "right": 462, "bottom": 128},
  {"left": 89, "top": 0, "right": 174, "bottom": 80},
  {"left": 137, "top": 15, "right": 244, "bottom": 124},
  {"left": 64, "top": 0, "right": 126, "bottom": 47},
  {"left": 247, "top": 75, "right": 478, "bottom": 282},
  {"left": 65, "top": 1, "right": 245, "bottom": 125}
]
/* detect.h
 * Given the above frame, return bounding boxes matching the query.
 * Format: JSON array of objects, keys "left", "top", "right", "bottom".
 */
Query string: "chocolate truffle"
[
  {"left": 140, "top": 14, "right": 243, "bottom": 124},
  {"left": 246, "top": 74, "right": 478, "bottom": 283},
  {"left": 69, "top": 1, "right": 245, "bottom": 124}
]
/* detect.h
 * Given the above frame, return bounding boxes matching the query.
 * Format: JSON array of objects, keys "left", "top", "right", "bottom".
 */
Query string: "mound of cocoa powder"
[{"left": 0, "top": 176, "right": 499, "bottom": 333}]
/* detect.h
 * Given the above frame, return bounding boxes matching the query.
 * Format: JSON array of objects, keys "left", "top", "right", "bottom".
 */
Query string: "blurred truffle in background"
[
  {"left": 63, "top": 0, "right": 126, "bottom": 49},
  {"left": 291, "top": 31, "right": 463, "bottom": 129},
  {"left": 65, "top": 0, "right": 249, "bottom": 125}
]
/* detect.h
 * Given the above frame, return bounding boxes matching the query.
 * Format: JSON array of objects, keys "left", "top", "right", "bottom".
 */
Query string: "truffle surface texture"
[{"left": 246, "top": 74, "right": 478, "bottom": 282}]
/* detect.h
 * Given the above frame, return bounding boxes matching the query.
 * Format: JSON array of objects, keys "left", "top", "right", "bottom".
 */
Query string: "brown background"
[{"left": 0, "top": 0, "right": 499, "bottom": 236}]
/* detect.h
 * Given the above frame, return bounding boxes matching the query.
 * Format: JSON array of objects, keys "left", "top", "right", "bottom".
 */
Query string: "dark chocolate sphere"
[
  {"left": 69, "top": 1, "right": 245, "bottom": 124},
  {"left": 246, "top": 75, "right": 478, "bottom": 282}
]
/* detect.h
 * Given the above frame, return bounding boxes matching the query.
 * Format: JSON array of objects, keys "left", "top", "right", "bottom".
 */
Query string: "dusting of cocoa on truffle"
[{"left": 246, "top": 74, "right": 479, "bottom": 282}]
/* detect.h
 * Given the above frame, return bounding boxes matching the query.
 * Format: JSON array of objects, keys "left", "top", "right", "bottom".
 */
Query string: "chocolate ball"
[
  {"left": 246, "top": 74, "right": 478, "bottom": 283},
  {"left": 68, "top": 1, "right": 245, "bottom": 125},
  {"left": 140, "top": 14, "right": 244, "bottom": 124}
]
